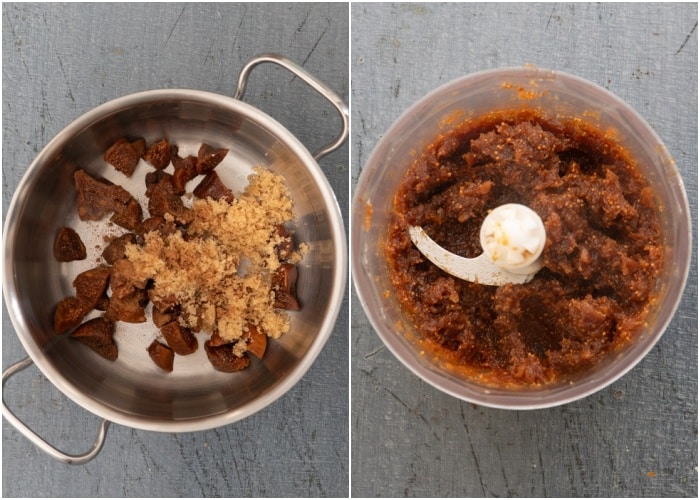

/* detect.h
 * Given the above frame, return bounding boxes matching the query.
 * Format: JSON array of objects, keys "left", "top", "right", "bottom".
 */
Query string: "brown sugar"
[{"left": 124, "top": 167, "right": 302, "bottom": 350}]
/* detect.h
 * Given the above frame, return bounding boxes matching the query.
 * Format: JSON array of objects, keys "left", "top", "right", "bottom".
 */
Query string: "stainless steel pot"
[{"left": 3, "top": 54, "right": 348, "bottom": 464}]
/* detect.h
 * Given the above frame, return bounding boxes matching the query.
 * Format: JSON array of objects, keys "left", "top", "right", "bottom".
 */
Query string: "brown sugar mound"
[{"left": 125, "top": 166, "right": 302, "bottom": 351}]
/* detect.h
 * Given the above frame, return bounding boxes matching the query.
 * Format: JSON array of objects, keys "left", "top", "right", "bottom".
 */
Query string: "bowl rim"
[
  {"left": 351, "top": 66, "right": 692, "bottom": 410},
  {"left": 3, "top": 88, "right": 348, "bottom": 431}
]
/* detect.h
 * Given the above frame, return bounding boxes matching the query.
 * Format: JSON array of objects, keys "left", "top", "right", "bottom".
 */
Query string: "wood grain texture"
[
  {"left": 2, "top": 3, "right": 348, "bottom": 497},
  {"left": 351, "top": 3, "right": 697, "bottom": 497}
]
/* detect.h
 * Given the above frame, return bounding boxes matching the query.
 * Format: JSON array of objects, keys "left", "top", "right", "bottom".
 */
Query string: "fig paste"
[{"left": 386, "top": 109, "right": 664, "bottom": 387}]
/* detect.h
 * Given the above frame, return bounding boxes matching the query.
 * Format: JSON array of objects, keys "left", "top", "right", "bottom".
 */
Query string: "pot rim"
[
  {"left": 4, "top": 88, "right": 348, "bottom": 431},
  {"left": 352, "top": 66, "right": 692, "bottom": 410}
]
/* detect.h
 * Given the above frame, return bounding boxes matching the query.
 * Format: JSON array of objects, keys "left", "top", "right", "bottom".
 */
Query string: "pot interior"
[{"left": 5, "top": 90, "right": 345, "bottom": 430}]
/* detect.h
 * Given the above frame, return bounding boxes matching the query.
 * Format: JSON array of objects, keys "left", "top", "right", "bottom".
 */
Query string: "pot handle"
[
  {"left": 2, "top": 357, "right": 111, "bottom": 465},
  {"left": 234, "top": 53, "right": 349, "bottom": 161}
]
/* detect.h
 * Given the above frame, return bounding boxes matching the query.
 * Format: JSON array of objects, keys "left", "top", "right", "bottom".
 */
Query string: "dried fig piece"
[
  {"left": 142, "top": 138, "right": 171, "bottom": 170},
  {"left": 104, "top": 137, "right": 145, "bottom": 177},
  {"left": 193, "top": 171, "right": 234, "bottom": 203},
  {"left": 105, "top": 289, "right": 148, "bottom": 323},
  {"left": 172, "top": 159, "right": 198, "bottom": 195},
  {"left": 151, "top": 302, "right": 177, "bottom": 328},
  {"left": 204, "top": 341, "right": 250, "bottom": 372},
  {"left": 146, "top": 175, "right": 194, "bottom": 224},
  {"left": 136, "top": 216, "right": 177, "bottom": 239},
  {"left": 170, "top": 146, "right": 199, "bottom": 194},
  {"left": 273, "top": 290, "right": 300, "bottom": 310},
  {"left": 109, "top": 258, "right": 146, "bottom": 299},
  {"left": 53, "top": 227, "right": 86, "bottom": 262},
  {"left": 147, "top": 340, "right": 174, "bottom": 372},
  {"left": 160, "top": 321, "right": 198, "bottom": 355},
  {"left": 272, "top": 263, "right": 301, "bottom": 310},
  {"left": 71, "top": 317, "right": 117, "bottom": 361},
  {"left": 102, "top": 233, "right": 137, "bottom": 264},
  {"left": 75, "top": 170, "right": 130, "bottom": 220},
  {"left": 144, "top": 170, "right": 171, "bottom": 196},
  {"left": 94, "top": 294, "right": 110, "bottom": 312},
  {"left": 54, "top": 296, "right": 92, "bottom": 334},
  {"left": 72, "top": 265, "right": 111, "bottom": 308},
  {"left": 109, "top": 198, "right": 143, "bottom": 231},
  {"left": 196, "top": 143, "right": 228, "bottom": 174},
  {"left": 74, "top": 169, "right": 142, "bottom": 230},
  {"left": 274, "top": 224, "right": 294, "bottom": 261},
  {"left": 137, "top": 216, "right": 164, "bottom": 236},
  {"left": 243, "top": 323, "right": 267, "bottom": 359}
]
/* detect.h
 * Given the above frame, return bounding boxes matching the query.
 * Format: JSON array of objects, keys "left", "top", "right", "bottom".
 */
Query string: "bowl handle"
[
  {"left": 234, "top": 53, "right": 349, "bottom": 161},
  {"left": 2, "top": 357, "right": 111, "bottom": 465}
]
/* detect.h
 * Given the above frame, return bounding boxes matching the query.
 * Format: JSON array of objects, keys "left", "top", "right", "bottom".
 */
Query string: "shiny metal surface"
[
  {"left": 352, "top": 67, "right": 691, "bottom": 409},
  {"left": 4, "top": 85, "right": 347, "bottom": 433},
  {"left": 235, "top": 53, "right": 349, "bottom": 161},
  {"left": 2, "top": 357, "right": 110, "bottom": 465}
]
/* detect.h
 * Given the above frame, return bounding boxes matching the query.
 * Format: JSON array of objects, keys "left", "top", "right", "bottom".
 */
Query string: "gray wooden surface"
[
  {"left": 351, "top": 3, "right": 697, "bottom": 498},
  {"left": 2, "top": 3, "right": 348, "bottom": 497}
]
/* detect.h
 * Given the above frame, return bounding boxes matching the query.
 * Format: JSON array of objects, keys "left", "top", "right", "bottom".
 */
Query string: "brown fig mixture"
[{"left": 386, "top": 109, "right": 664, "bottom": 387}]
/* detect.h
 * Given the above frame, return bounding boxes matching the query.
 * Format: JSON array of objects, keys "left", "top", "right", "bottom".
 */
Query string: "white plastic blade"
[{"left": 408, "top": 225, "right": 538, "bottom": 286}]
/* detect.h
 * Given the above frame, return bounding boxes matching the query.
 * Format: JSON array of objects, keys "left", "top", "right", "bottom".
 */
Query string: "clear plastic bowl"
[{"left": 351, "top": 67, "right": 691, "bottom": 409}]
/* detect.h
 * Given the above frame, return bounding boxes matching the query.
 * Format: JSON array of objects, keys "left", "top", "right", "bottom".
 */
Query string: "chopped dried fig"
[
  {"left": 109, "top": 197, "right": 143, "bottom": 231},
  {"left": 160, "top": 321, "right": 198, "bottom": 355},
  {"left": 196, "top": 143, "right": 228, "bottom": 174},
  {"left": 146, "top": 175, "right": 194, "bottom": 224},
  {"left": 204, "top": 341, "right": 250, "bottom": 372},
  {"left": 172, "top": 159, "right": 198, "bottom": 195},
  {"left": 102, "top": 233, "right": 137, "bottom": 264},
  {"left": 151, "top": 303, "right": 176, "bottom": 328},
  {"left": 54, "top": 296, "right": 92, "bottom": 334},
  {"left": 243, "top": 323, "right": 267, "bottom": 359},
  {"left": 272, "top": 263, "right": 301, "bottom": 310},
  {"left": 274, "top": 224, "right": 294, "bottom": 261},
  {"left": 94, "top": 294, "right": 110, "bottom": 312},
  {"left": 142, "top": 138, "right": 171, "bottom": 170},
  {"left": 273, "top": 290, "right": 300, "bottom": 310},
  {"left": 75, "top": 170, "right": 130, "bottom": 220},
  {"left": 171, "top": 152, "right": 197, "bottom": 170},
  {"left": 71, "top": 317, "right": 117, "bottom": 361},
  {"left": 72, "top": 265, "right": 111, "bottom": 308},
  {"left": 105, "top": 289, "right": 148, "bottom": 323},
  {"left": 74, "top": 169, "right": 142, "bottom": 230},
  {"left": 193, "top": 171, "right": 234, "bottom": 203},
  {"left": 147, "top": 340, "right": 174, "bottom": 372},
  {"left": 136, "top": 216, "right": 177, "bottom": 239},
  {"left": 110, "top": 258, "right": 146, "bottom": 299},
  {"left": 53, "top": 226, "right": 87, "bottom": 262},
  {"left": 145, "top": 170, "right": 171, "bottom": 196},
  {"left": 104, "top": 137, "right": 145, "bottom": 177}
]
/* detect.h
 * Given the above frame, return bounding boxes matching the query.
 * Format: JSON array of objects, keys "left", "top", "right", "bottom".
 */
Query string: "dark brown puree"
[{"left": 386, "top": 109, "right": 664, "bottom": 387}]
